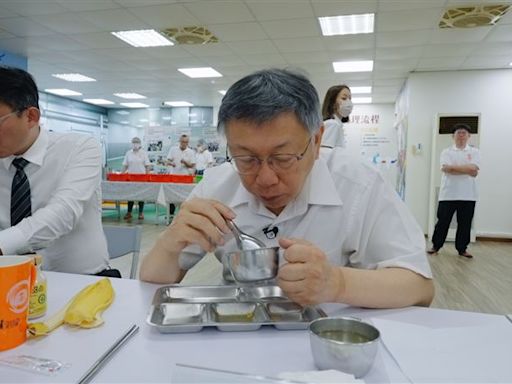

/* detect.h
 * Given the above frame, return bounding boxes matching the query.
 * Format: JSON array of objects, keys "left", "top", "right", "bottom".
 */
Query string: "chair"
[{"left": 102, "top": 225, "right": 142, "bottom": 279}]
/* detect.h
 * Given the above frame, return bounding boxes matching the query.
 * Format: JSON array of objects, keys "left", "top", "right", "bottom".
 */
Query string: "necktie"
[{"left": 11, "top": 157, "right": 32, "bottom": 226}]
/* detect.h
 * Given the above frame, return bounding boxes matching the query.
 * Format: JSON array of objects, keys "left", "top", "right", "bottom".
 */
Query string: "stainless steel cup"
[
  {"left": 309, "top": 317, "right": 380, "bottom": 378},
  {"left": 224, "top": 247, "right": 279, "bottom": 283}
]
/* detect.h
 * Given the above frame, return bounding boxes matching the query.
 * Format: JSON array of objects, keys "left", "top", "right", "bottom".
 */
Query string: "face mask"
[
  {"left": 132, "top": 143, "right": 141, "bottom": 150},
  {"left": 339, "top": 99, "right": 353, "bottom": 118}
]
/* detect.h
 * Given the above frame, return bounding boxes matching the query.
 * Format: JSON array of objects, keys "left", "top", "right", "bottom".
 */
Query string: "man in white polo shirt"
[
  {"left": 166, "top": 134, "right": 195, "bottom": 175},
  {"left": 428, "top": 123, "right": 480, "bottom": 258},
  {"left": 141, "top": 69, "right": 434, "bottom": 309}
]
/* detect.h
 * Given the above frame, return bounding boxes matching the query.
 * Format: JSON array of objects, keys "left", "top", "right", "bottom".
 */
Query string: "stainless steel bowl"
[
  {"left": 309, "top": 317, "right": 380, "bottom": 378},
  {"left": 223, "top": 247, "right": 279, "bottom": 283}
]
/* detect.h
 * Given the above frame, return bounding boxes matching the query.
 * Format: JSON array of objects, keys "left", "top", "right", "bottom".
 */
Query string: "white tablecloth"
[
  {"left": 101, "top": 181, "right": 196, "bottom": 204},
  {"left": 1, "top": 272, "right": 511, "bottom": 383}
]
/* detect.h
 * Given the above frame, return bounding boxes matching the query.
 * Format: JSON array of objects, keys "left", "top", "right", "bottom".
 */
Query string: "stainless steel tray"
[{"left": 147, "top": 285, "right": 326, "bottom": 333}]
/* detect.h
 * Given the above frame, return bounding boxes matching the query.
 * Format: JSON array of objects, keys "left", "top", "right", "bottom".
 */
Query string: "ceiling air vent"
[
  {"left": 439, "top": 4, "right": 510, "bottom": 28},
  {"left": 160, "top": 26, "right": 219, "bottom": 45}
]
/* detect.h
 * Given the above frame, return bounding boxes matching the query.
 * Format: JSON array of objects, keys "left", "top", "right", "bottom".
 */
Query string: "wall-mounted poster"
[{"left": 343, "top": 104, "right": 398, "bottom": 188}]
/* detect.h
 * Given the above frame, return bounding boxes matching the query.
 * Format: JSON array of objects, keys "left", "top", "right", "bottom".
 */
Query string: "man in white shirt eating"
[
  {"left": 0, "top": 66, "right": 114, "bottom": 276},
  {"left": 140, "top": 69, "right": 434, "bottom": 309}
]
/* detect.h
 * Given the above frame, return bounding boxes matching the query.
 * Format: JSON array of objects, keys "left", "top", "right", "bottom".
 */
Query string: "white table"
[
  {"left": 101, "top": 181, "right": 196, "bottom": 223},
  {"left": 1, "top": 272, "right": 511, "bottom": 383}
]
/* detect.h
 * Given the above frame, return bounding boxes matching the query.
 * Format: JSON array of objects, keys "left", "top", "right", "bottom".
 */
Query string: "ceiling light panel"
[
  {"left": 350, "top": 86, "right": 372, "bottom": 94},
  {"left": 114, "top": 93, "right": 147, "bottom": 99},
  {"left": 319, "top": 13, "right": 374, "bottom": 36},
  {"left": 44, "top": 89, "right": 82, "bottom": 96},
  {"left": 333, "top": 60, "right": 374, "bottom": 73},
  {"left": 52, "top": 73, "right": 96, "bottom": 82},
  {"left": 83, "top": 98, "right": 115, "bottom": 105},
  {"left": 120, "top": 102, "right": 149, "bottom": 108},
  {"left": 353, "top": 97, "right": 372, "bottom": 104},
  {"left": 178, "top": 67, "right": 222, "bottom": 78},
  {"left": 111, "top": 29, "right": 174, "bottom": 47},
  {"left": 164, "top": 101, "right": 194, "bottom": 107}
]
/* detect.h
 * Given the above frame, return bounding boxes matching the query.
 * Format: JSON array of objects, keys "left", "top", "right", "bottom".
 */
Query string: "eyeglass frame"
[
  {"left": 0, "top": 110, "right": 20, "bottom": 127},
  {"left": 228, "top": 136, "right": 314, "bottom": 175}
]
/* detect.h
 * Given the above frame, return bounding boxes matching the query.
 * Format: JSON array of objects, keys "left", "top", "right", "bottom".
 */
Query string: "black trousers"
[
  {"left": 431, "top": 200, "right": 476, "bottom": 254},
  {"left": 127, "top": 201, "right": 144, "bottom": 213}
]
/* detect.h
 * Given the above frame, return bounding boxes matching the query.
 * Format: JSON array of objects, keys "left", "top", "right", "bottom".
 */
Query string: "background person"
[
  {"left": 166, "top": 134, "right": 195, "bottom": 175},
  {"left": 321, "top": 84, "right": 353, "bottom": 149},
  {"left": 428, "top": 123, "right": 480, "bottom": 259},
  {"left": 0, "top": 66, "right": 117, "bottom": 276},
  {"left": 122, "top": 136, "right": 151, "bottom": 221},
  {"left": 195, "top": 139, "right": 214, "bottom": 176},
  {"left": 140, "top": 69, "right": 434, "bottom": 309},
  {"left": 166, "top": 134, "right": 196, "bottom": 217}
]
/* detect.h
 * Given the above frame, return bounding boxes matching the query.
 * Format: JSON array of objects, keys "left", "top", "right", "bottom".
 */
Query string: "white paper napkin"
[{"left": 278, "top": 369, "right": 363, "bottom": 383}]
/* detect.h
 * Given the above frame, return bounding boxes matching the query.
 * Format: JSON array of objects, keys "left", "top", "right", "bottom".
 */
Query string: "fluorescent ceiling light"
[
  {"left": 164, "top": 101, "right": 194, "bottom": 107},
  {"left": 162, "top": 116, "right": 172, "bottom": 120},
  {"left": 114, "top": 93, "right": 146, "bottom": 99},
  {"left": 350, "top": 86, "right": 372, "bottom": 94},
  {"left": 120, "top": 102, "right": 149, "bottom": 108},
  {"left": 319, "top": 13, "right": 374, "bottom": 36},
  {"left": 83, "top": 98, "right": 115, "bottom": 105},
  {"left": 52, "top": 73, "right": 96, "bottom": 82},
  {"left": 139, "top": 118, "right": 149, "bottom": 122},
  {"left": 120, "top": 120, "right": 129, "bottom": 124},
  {"left": 218, "top": 90, "right": 227, "bottom": 95},
  {"left": 111, "top": 29, "right": 174, "bottom": 47},
  {"left": 45, "top": 88, "right": 82, "bottom": 96},
  {"left": 178, "top": 67, "right": 222, "bottom": 78},
  {"left": 333, "top": 60, "right": 373, "bottom": 73},
  {"left": 353, "top": 97, "right": 372, "bottom": 104},
  {"left": 116, "top": 110, "right": 130, "bottom": 115}
]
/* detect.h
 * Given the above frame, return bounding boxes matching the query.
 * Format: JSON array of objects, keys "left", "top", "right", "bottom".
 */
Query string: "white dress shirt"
[
  {"left": 123, "top": 149, "right": 150, "bottom": 174},
  {"left": 0, "top": 128, "right": 109, "bottom": 274},
  {"left": 195, "top": 149, "right": 214, "bottom": 171},
  {"left": 179, "top": 148, "right": 432, "bottom": 280},
  {"left": 166, "top": 146, "right": 195, "bottom": 175},
  {"left": 439, "top": 145, "right": 480, "bottom": 201},
  {"left": 321, "top": 115, "right": 345, "bottom": 148}
]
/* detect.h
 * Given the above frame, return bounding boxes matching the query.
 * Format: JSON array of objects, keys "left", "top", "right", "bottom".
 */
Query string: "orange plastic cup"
[{"left": 0, "top": 256, "right": 36, "bottom": 351}]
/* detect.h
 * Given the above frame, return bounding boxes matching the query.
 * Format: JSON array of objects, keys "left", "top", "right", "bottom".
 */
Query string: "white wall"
[{"left": 405, "top": 69, "right": 512, "bottom": 238}]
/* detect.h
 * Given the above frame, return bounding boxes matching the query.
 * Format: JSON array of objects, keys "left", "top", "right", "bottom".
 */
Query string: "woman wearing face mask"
[
  {"left": 122, "top": 137, "right": 151, "bottom": 220},
  {"left": 321, "top": 85, "right": 353, "bottom": 149}
]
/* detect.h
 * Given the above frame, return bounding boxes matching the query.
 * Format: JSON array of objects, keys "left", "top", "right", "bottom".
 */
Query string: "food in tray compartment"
[
  {"left": 267, "top": 302, "right": 304, "bottom": 321},
  {"left": 212, "top": 303, "right": 256, "bottom": 322},
  {"left": 161, "top": 303, "right": 204, "bottom": 325}
]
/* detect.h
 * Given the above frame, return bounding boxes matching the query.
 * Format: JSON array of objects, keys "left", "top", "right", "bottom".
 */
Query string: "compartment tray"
[{"left": 147, "top": 284, "right": 326, "bottom": 333}]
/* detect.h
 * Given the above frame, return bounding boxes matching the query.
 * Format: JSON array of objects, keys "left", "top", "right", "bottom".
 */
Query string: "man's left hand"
[{"left": 277, "top": 238, "right": 343, "bottom": 306}]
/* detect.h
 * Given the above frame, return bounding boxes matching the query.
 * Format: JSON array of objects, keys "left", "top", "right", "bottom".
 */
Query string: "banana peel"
[{"left": 28, "top": 278, "right": 115, "bottom": 337}]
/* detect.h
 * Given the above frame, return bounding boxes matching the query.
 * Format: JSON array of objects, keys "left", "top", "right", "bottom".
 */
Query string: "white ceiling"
[{"left": 1, "top": 0, "right": 511, "bottom": 108}]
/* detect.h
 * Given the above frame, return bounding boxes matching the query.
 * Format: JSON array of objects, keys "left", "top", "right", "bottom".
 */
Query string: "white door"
[{"left": 428, "top": 114, "right": 480, "bottom": 243}]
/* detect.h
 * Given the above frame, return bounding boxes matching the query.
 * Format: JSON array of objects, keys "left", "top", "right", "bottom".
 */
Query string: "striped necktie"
[{"left": 11, "top": 157, "right": 32, "bottom": 226}]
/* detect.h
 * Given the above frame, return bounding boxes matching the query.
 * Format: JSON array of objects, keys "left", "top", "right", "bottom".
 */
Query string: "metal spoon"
[{"left": 227, "top": 220, "right": 266, "bottom": 250}]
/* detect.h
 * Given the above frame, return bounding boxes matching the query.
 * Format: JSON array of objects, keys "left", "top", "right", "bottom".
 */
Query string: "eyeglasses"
[
  {"left": 0, "top": 111, "right": 19, "bottom": 127},
  {"left": 229, "top": 137, "right": 313, "bottom": 175}
]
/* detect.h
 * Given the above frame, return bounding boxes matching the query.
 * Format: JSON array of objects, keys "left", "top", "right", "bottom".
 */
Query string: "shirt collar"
[
  {"left": 452, "top": 144, "right": 470, "bottom": 151},
  {"left": 229, "top": 156, "right": 343, "bottom": 219},
  {"left": 1, "top": 127, "right": 46, "bottom": 170}
]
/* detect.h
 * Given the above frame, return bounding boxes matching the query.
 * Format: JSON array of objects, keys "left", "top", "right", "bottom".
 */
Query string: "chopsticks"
[{"left": 78, "top": 324, "right": 139, "bottom": 384}]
